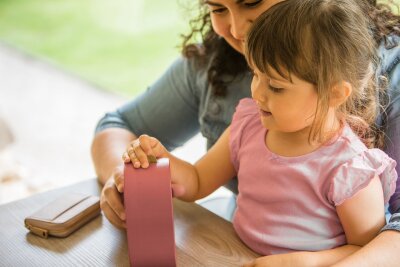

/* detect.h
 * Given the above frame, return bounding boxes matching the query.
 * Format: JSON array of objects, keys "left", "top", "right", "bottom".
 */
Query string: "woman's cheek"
[{"left": 210, "top": 16, "right": 228, "bottom": 38}]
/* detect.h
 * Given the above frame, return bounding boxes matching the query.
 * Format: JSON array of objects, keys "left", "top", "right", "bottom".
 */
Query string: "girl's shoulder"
[
  {"left": 233, "top": 98, "right": 259, "bottom": 117},
  {"left": 229, "top": 98, "right": 261, "bottom": 160},
  {"left": 327, "top": 125, "right": 397, "bottom": 206},
  {"left": 230, "top": 98, "right": 260, "bottom": 133}
]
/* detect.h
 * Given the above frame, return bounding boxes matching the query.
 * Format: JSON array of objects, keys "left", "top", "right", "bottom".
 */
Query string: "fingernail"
[
  {"left": 121, "top": 212, "right": 126, "bottom": 220},
  {"left": 147, "top": 155, "right": 157, "bottom": 163}
]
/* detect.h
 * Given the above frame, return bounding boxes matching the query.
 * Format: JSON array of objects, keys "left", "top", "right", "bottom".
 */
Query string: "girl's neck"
[{"left": 266, "top": 112, "right": 341, "bottom": 157}]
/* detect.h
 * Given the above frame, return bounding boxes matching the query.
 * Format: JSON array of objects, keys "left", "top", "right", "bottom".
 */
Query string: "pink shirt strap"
[{"left": 124, "top": 158, "right": 176, "bottom": 267}]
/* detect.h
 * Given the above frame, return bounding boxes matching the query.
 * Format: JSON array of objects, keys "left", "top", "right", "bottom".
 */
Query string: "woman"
[{"left": 92, "top": 0, "right": 400, "bottom": 265}]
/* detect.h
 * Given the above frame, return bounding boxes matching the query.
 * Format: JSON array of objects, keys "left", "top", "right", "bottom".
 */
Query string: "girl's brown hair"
[
  {"left": 245, "top": 0, "right": 381, "bottom": 148},
  {"left": 180, "top": 0, "right": 400, "bottom": 100}
]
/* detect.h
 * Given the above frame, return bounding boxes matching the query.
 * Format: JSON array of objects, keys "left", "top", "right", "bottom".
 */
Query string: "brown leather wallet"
[{"left": 24, "top": 192, "right": 100, "bottom": 238}]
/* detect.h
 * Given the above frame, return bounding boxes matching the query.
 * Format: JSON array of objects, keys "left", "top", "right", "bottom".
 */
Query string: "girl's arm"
[
  {"left": 335, "top": 175, "right": 386, "bottom": 246},
  {"left": 129, "top": 128, "right": 236, "bottom": 202}
]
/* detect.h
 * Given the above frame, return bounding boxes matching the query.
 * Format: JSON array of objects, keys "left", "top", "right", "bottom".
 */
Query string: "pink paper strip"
[{"left": 124, "top": 158, "right": 176, "bottom": 267}]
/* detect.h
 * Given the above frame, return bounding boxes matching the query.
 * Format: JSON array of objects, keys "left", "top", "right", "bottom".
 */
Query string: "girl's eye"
[
  {"left": 268, "top": 85, "right": 284, "bottom": 93},
  {"left": 244, "top": 0, "right": 263, "bottom": 7}
]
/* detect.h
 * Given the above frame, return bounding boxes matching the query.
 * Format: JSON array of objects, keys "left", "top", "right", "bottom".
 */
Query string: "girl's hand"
[
  {"left": 121, "top": 135, "right": 186, "bottom": 197},
  {"left": 122, "top": 135, "right": 168, "bottom": 169}
]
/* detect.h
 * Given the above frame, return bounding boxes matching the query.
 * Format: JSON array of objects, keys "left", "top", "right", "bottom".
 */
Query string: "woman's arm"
[
  {"left": 92, "top": 128, "right": 136, "bottom": 185},
  {"left": 92, "top": 57, "right": 202, "bottom": 228},
  {"left": 243, "top": 245, "right": 360, "bottom": 267},
  {"left": 331, "top": 231, "right": 400, "bottom": 267},
  {"left": 91, "top": 128, "right": 136, "bottom": 228},
  {"left": 92, "top": 56, "right": 202, "bottom": 184}
]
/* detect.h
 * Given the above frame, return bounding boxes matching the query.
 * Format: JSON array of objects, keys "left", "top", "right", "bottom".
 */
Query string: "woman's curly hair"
[
  {"left": 365, "top": 0, "right": 400, "bottom": 48},
  {"left": 180, "top": 0, "right": 400, "bottom": 97},
  {"left": 180, "top": 3, "right": 248, "bottom": 97}
]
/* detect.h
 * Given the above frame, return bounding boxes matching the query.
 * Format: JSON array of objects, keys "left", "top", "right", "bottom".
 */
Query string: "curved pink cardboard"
[{"left": 124, "top": 158, "right": 176, "bottom": 267}]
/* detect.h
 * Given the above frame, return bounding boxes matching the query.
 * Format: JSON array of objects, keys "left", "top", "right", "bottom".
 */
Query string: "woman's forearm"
[
  {"left": 331, "top": 230, "right": 400, "bottom": 267},
  {"left": 307, "top": 245, "right": 360, "bottom": 266},
  {"left": 91, "top": 128, "right": 136, "bottom": 185},
  {"left": 305, "top": 230, "right": 400, "bottom": 267}
]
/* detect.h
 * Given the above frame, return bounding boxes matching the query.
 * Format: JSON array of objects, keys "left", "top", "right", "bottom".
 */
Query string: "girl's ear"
[{"left": 330, "top": 81, "right": 352, "bottom": 107}]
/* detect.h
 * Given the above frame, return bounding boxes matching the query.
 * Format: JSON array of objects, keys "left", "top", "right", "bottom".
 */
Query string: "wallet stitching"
[
  {"left": 49, "top": 195, "right": 92, "bottom": 221},
  {"left": 29, "top": 195, "right": 93, "bottom": 221}
]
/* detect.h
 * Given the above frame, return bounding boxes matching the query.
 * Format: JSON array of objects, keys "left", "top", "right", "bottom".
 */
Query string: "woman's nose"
[{"left": 230, "top": 14, "right": 252, "bottom": 41}]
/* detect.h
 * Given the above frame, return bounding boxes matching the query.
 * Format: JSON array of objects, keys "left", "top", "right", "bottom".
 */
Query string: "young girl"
[{"left": 122, "top": 0, "right": 397, "bottom": 265}]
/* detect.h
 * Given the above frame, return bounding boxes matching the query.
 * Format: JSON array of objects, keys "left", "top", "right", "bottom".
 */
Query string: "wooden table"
[{"left": 0, "top": 179, "right": 258, "bottom": 266}]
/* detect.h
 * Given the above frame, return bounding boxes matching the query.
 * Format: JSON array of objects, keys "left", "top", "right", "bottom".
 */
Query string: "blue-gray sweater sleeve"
[
  {"left": 95, "top": 56, "right": 201, "bottom": 151},
  {"left": 379, "top": 37, "right": 400, "bottom": 214}
]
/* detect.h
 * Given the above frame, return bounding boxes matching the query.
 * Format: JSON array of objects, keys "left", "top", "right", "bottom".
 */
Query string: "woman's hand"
[
  {"left": 100, "top": 165, "right": 126, "bottom": 229},
  {"left": 243, "top": 252, "right": 315, "bottom": 267},
  {"left": 122, "top": 134, "right": 168, "bottom": 169}
]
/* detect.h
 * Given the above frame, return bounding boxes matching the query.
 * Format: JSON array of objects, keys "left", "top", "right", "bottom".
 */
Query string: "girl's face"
[
  {"left": 251, "top": 66, "right": 319, "bottom": 134},
  {"left": 206, "top": 0, "right": 284, "bottom": 54}
]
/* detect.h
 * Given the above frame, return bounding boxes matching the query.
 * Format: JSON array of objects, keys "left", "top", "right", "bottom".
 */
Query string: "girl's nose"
[
  {"left": 253, "top": 94, "right": 267, "bottom": 105},
  {"left": 251, "top": 85, "right": 268, "bottom": 104},
  {"left": 230, "top": 14, "right": 252, "bottom": 41}
]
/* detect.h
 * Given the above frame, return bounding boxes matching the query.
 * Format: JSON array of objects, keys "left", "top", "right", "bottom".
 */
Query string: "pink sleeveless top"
[{"left": 230, "top": 98, "right": 397, "bottom": 255}]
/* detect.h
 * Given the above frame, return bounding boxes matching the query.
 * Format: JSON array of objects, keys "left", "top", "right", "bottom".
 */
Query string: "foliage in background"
[
  {"left": 0, "top": 0, "right": 189, "bottom": 97},
  {"left": 0, "top": 0, "right": 398, "bottom": 97}
]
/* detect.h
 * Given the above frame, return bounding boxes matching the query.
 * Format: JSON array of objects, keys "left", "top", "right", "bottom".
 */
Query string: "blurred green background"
[
  {"left": 0, "top": 0, "right": 190, "bottom": 97},
  {"left": 0, "top": 0, "right": 398, "bottom": 97}
]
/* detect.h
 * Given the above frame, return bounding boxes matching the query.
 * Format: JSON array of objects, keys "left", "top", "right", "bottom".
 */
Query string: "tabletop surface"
[{"left": 0, "top": 178, "right": 259, "bottom": 266}]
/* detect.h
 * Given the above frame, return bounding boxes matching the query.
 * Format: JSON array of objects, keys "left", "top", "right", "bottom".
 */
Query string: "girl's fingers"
[
  {"left": 126, "top": 146, "right": 141, "bottom": 168},
  {"left": 122, "top": 151, "right": 130, "bottom": 163},
  {"left": 133, "top": 148, "right": 148, "bottom": 168},
  {"left": 171, "top": 184, "right": 185, "bottom": 197},
  {"left": 149, "top": 137, "right": 165, "bottom": 157},
  {"left": 138, "top": 135, "right": 156, "bottom": 157},
  {"left": 125, "top": 135, "right": 163, "bottom": 169},
  {"left": 131, "top": 140, "right": 149, "bottom": 168}
]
